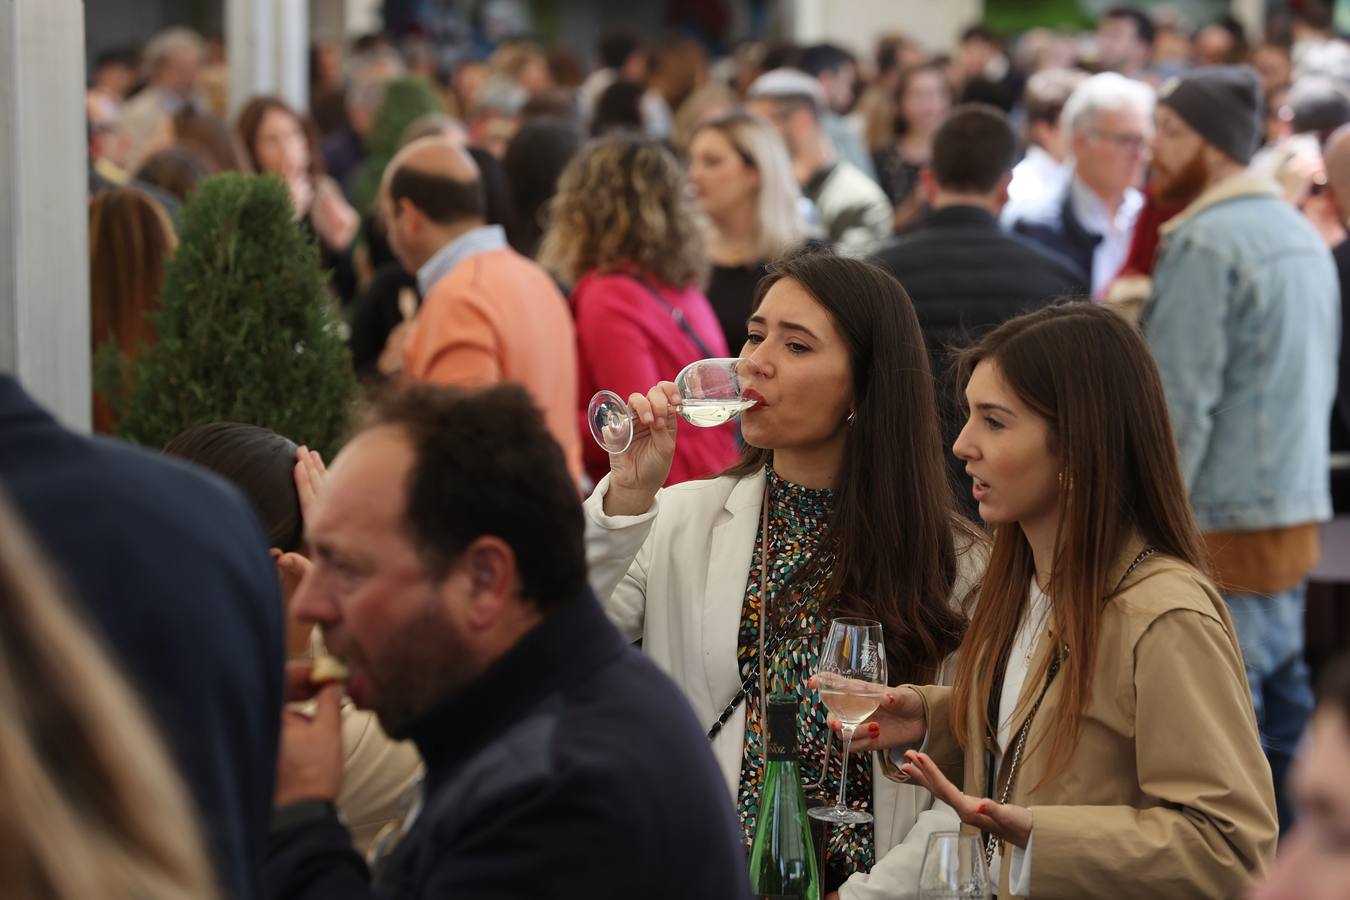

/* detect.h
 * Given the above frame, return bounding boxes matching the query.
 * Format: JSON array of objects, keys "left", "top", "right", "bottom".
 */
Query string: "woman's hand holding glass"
[
  {"left": 825, "top": 684, "right": 928, "bottom": 753},
  {"left": 601, "top": 382, "right": 681, "bottom": 517}
]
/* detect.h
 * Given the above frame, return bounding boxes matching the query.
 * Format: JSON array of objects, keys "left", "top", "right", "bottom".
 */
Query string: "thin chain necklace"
[{"left": 1023, "top": 584, "right": 1053, "bottom": 666}]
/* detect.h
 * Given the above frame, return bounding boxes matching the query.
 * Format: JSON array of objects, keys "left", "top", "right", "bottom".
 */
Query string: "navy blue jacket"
[
  {"left": 1009, "top": 183, "right": 1102, "bottom": 289},
  {"left": 0, "top": 376, "right": 285, "bottom": 900},
  {"left": 264, "top": 591, "right": 752, "bottom": 900}
]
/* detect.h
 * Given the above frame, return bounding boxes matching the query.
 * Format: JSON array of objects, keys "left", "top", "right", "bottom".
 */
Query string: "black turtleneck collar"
[
  {"left": 924, "top": 204, "right": 1000, "bottom": 230},
  {"left": 402, "top": 588, "right": 628, "bottom": 782}
]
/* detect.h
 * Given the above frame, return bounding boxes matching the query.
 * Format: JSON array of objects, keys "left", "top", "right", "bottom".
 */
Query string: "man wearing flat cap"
[{"left": 1142, "top": 64, "right": 1340, "bottom": 833}]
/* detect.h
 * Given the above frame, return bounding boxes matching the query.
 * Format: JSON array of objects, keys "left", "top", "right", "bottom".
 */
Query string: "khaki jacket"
[{"left": 911, "top": 539, "right": 1277, "bottom": 899}]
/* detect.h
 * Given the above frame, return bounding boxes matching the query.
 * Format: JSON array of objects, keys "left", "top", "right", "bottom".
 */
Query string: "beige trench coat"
[{"left": 910, "top": 539, "right": 1277, "bottom": 899}]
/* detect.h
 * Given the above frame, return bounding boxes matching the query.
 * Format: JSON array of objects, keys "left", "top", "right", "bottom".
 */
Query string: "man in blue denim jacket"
[{"left": 1143, "top": 65, "right": 1340, "bottom": 832}]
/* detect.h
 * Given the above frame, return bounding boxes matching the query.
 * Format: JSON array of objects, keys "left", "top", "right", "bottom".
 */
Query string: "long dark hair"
[
  {"left": 950, "top": 304, "right": 1208, "bottom": 776},
  {"left": 723, "top": 249, "right": 971, "bottom": 685},
  {"left": 235, "top": 95, "right": 324, "bottom": 179}
]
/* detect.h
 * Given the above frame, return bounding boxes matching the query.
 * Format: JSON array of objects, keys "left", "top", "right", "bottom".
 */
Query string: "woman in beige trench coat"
[{"left": 848, "top": 305, "right": 1278, "bottom": 899}]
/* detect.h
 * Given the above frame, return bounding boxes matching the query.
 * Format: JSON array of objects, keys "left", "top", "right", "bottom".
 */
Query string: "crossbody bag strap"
[
  {"left": 631, "top": 276, "right": 716, "bottom": 361},
  {"left": 979, "top": 546, "right": 1160, "bottom": 865},
  {"left": 707, "top": 495, "right": 772, "bottom": 740}
]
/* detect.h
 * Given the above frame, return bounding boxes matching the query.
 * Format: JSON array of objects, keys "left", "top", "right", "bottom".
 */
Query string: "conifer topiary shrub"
[{"left": 109, "top": 173, "right": 358, "bottom": 459}]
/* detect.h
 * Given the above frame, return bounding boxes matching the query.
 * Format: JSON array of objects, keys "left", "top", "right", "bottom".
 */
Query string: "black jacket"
[
  {"left": 872, "top": 206, "right": 1087, "bottom": 511},
  {"left": 264, "top": 591, "right": 752, "bottom": 900},
  {"left": 0, "top": 376, "right": 285, "bottom": 900},
  {"left": 347, "top": 262, "right": 419, "bottom": 381},
  {"left": 872, "top": 205, "right": 1087, "bottom": 369}
]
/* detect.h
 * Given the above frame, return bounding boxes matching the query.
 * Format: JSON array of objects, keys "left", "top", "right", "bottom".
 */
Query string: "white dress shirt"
[
  {"left": 1001, "top": 145, "right": 1070, "bottom": 227},
  {"left": 1069, "top": 176, "right": 1143, "bottom": 299}
]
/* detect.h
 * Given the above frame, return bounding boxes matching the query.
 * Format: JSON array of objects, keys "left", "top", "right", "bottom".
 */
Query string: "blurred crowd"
[
  {"left": 83, "top": 4, "right": 1350, "bottom": 445},
  {"left": 22, "top": 1, "right": 1350, "bottom": 897}
]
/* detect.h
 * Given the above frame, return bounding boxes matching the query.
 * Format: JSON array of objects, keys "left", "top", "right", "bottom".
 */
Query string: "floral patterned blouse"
[{"left": 735, "top": 467, "right": 874, "bottom": 884}]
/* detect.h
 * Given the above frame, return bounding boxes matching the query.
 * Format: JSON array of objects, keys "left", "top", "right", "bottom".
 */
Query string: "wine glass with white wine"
[
  {"left": 809, "top": 617, "right": 887, "bottom": 825},
  {"left": 918, "top": 831, "right": 992, "bottom": 900},
  {"left": 586, "top": 357, "right": 763, "bottom": 455}
]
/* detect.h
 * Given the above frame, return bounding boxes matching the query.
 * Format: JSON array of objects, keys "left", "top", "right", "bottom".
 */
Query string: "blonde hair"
[
  {"left": 692, "top": 111, "right": 807, "bottom": 261},
  {"left": 0, "top": 495, "right": 220, "bottom": 900},
  {"left": 538, "top": 133, "right": 709, "bottom": 289}
]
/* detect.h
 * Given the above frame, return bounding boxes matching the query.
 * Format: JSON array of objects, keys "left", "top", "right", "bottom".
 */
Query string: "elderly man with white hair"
[
  {"left": 1008, "top": 72, "right": 1155, "bottom": 298},
  {"left": 117, "top": 27, "right": 206, "bottom": 171}
]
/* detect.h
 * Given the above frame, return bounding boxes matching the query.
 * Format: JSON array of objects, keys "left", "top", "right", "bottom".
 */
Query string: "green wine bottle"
[{"left": 749, "top": 694, "right": 822, "bottom": 900}]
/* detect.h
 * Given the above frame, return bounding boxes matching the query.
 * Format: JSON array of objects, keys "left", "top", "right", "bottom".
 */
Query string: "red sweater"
[{"left": 572, "top": 271, "right": 738, "bottom": 486}]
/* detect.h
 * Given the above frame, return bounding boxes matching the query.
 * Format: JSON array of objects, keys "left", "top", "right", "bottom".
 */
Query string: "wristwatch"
[{"left": 270, "top": 799, "right": 337, "bottom": 835}]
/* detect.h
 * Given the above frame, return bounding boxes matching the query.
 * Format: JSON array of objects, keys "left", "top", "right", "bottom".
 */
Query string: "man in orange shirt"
[{"left": 379, "top": 137, "right": 583, "bottom": 483}]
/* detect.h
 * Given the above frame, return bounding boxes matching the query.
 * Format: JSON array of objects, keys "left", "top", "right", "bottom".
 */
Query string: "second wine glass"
[
  {"left": 809, "top": 617, "right": 887, "bottom": 826},
  {"left": 586, "top": 357, "right": 763, "bottom": 455},
  {"left": 918, "top": 831, "right": 992, "bottom": 900}
]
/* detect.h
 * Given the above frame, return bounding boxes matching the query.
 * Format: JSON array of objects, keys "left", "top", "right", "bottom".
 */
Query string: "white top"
[
  {"left": 1069, "top": 175, "right": 1143, "bottom": 299},
  {"left": 1001, "top": 146, "right": 1070, "bottom": 227},
  {"left": 987, "top": 580, "right": 1051, "bottom": 894}
]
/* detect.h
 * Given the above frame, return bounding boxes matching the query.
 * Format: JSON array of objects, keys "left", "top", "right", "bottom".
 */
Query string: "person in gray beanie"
[
  {"left": 1143, "top": 63, "right": 1340, "bottom": 835},
  {"left": 1156, "top": 64, "right": 1263, "bottom": 165}
]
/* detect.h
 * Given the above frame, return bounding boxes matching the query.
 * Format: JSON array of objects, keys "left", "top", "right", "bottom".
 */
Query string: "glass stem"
[{"left": 836, "top": 724, "right": 855, "bottom": 810}]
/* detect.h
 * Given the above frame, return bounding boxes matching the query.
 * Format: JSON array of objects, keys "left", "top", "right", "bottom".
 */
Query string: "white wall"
[
  {"left": 790, "top": 0, "right": 985, "bottom": 59},
  {"left": 0, "top": 0, "right": 91, "bottom": 430}
]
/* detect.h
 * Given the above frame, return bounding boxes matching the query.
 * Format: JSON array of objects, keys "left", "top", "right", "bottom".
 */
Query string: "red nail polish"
[{"left": 978, "top": 802, "right": 988, "bottom": 814}]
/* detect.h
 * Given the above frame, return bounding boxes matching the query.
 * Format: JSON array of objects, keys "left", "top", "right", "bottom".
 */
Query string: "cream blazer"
[{"left": 584, "top": 469, "right": 985, "bottom": 896}]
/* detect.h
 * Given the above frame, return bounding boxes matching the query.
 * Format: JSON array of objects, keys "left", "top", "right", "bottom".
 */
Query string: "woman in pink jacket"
[{"left": 540, "top": 133, "right": 737, "bottom": 487}]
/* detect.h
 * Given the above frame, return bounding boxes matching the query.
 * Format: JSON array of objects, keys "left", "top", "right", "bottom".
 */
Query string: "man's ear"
[
  {"left": 394, "top": 196, "right": 420, "bottom": 234},
  {"left": 919, "top": 166, "right": 939, "bottom": 204},
  {"left": 1070, "top": 127, "right": 1088, "bottom": 161},
  {"left": 995, "top": 171, "right": 1012, "bottom": 210},
  {"left": 458, "top": 536, "right": 517, "bottom": 631}
]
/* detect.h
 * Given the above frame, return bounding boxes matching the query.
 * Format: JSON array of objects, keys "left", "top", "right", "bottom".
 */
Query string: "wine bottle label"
[{"left": 766, "top": 698, "right": 797, "bottom": 761}]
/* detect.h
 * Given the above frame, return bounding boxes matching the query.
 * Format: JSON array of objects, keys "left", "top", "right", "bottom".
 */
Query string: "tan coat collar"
[
  {"left": 1159, "top": 172, "right": 1281, "bottom": 239},
  {"left": 1105, "top": 531, "right": 1154, "bottom": 597}
]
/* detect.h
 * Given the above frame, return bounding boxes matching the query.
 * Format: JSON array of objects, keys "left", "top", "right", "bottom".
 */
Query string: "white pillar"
[
  {"left": 276, "top": 0, "right": 310, "bottom": 113},
  {"left": 226, "top": 0, "right": 309, "bottom": 118},
  {"left": 0, "top": 0, "right": 90, "bottom": 430},
  {"left": 226, "top": 0, "right": 274, "bottom": 119},
  {"left": 788, "top": 0, "right": 984, "bottom": 55},
  {"left": 1231, "top": 0, "right": 1265, "bottom": 43}
]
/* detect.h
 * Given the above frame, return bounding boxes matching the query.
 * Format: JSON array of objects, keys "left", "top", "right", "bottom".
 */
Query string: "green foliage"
[
  {"left": 352, "top": 76, "right": 444, "bottom": 213},
  {"left": 984, "top": 0, "right": 1093, "bottom": 34},
  {"left": 111, "top": 173, "right": 358, "bottom": 459}
]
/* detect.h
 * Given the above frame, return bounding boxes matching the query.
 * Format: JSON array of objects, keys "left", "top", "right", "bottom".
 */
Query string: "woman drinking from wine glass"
[
  {"left": 845, "top": 304, "right": 1278, "bottom": 898},
  {"left": 584, "top": 249, "right": 985, "bottom": 895}
]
